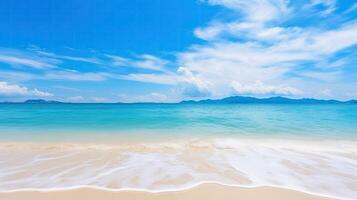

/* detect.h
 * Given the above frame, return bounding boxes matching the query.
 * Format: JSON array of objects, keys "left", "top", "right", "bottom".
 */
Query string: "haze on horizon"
[{"left": 0, "top": 0, "right": 356, "bottom": 103}]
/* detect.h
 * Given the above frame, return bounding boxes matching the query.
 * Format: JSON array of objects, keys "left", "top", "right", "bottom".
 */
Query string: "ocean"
[
  {"left": 0, "top": 103, "right": 356, "bottom": 141},
  {"left": 0, "top": 103, "right": 357, "bottom": 199}
]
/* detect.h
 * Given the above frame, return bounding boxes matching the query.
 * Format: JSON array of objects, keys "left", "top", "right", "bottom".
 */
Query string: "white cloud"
[
  {"left": 108, "top": 54, "right": 168, "bottom": 71},
  {"left": 102, "top": 0, "right": 356, "bottom": 100},
  {"left": 31, "top": 89, "right": 53, "bottom": 97},
  {"left": 52, "top": 85, "right": 79, "bottom": 92},
  {"left": 0, "top": 70, "right": 37, "bottom": 81},
  {"left": 167, "top": 1, "right": 357, "bottom": 99},
  {"left": 174, "top": 41, "right": 298, "bottom": 97},
  {"left": 316, "top": 58, "right": 349, "bottom": 69},
  {"left": 0, "top": 53, "right": 57, "bottom": 69},
  {"left": 67, "top": 96, "right": 85, "bottom": 102},
  {"left": 117, "top": 73, "right": 179, "bottom": 85},
  {"left": 0, "top": 70, "right": 109, "bottom": 82},
  {"left": 300, "top": 71, "right": 341, "bottom": 82},
  {"left": 307, "top": 22, "right": 357, "bottom": 54},
  {"left": 36, "top": 50, "right": 102, "bottom": 65},
  {"left": 176, "top": 67, "right": 211, "bottom": 97},
  {"left": 44, "top": 70, "right": 108, "bottom": 81},
  {"left": 320, "top": 88, "right": 332, "bottom": 97},
  {"left": 1, "top": 1, "right": 356, "bottom": 101},
  {"left": 66, "top": 96, "right": 112, "bottom": 103},
  {"left": 195, "top": 0, "right": 290, "bottom": 41},
  {"left": 231, "top": 80, "right": 302, "bottom": 96},
  {"left": 118, "top": 92, "right": 171, "bottom": 103},
  {"left": 0, "top": 82, "right": 53, "bottom": 97},
  {"left": 89, "top": 97, "right": 110, "bottom": 102},
  {"left": 134, "top": 55, "right": 169, "bottom": 71},
  {"left": 204, "top": 0, "right": 289, "bottom": 23}
]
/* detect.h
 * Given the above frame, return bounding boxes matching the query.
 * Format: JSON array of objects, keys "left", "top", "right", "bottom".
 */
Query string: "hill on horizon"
[{"left": 1, "top": 96, "right": 356, "bottom": 104}]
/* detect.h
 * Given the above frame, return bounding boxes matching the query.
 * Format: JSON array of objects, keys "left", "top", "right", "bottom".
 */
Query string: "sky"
[{"left": 0, "top": 0, "right": 356, "bottom": 102}]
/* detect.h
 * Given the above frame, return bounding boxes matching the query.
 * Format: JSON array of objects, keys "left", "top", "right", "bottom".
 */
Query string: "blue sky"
[{"left": 0, "top": 0, "right": 356, "bottom": 102}]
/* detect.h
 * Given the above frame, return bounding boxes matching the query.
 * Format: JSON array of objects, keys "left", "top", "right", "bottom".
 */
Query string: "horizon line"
[{"left": 1, "top": 95, "right": 356, "bottom": 104}]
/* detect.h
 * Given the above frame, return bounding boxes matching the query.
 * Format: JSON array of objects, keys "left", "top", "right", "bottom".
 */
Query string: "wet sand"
[
  {"left": 0, "top": 183, "right": 335, "bottom": 200},
  {"left": 0, "top": 140, "right": 356, "bottom": 199}
]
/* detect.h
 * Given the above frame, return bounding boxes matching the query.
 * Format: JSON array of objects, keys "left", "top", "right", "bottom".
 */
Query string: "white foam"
[{"left": 0, "top": 138, "right": 356, "bottom": 199}]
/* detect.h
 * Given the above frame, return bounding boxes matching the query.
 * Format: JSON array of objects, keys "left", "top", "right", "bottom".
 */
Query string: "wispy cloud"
[
  {"left": 35, "top": 50, "right": 103, "bottom": 65},
  {"left": 0, "top": 81, "right": 53, "bottom": 97},
  {"left": 43, "top": 70, "right": 108, "bottom": 81},
  {"left": 108, "top": 54, "right": 169, "bottom": 71},
  {"left": 0, "top": 70, "right": 37, "bottom": 81},
  {"left": 66, "top": 95, "right": 112, "bottom": 103},
  {"left": 309, "top": 0, "right": 336, "bottom": 16},
  {"left": 300, "top": 70, "right": 342, "bottom": 82},
  {"left": 231, "top": 80, "right": 302, "bottom": 96},
  {"left": 116, "top": 72, "right": 179, "bottom": 85},
  {"left": 345, "top": 2, "right": 357, "bottom": 13},
  {"left": 118, "top": 92, "right": 171, "bottom": 103},
  {"left": 0, "top": 69, "right": 109, "bottom": 82},
  {"left": 0, "top": 49, "right": 59, "bottom": 69},
  {"left": 204, "top": 0, "right": 290, "bottom": 23},
  {"left": 66, "top": 95, "right": 85, "bottom": 102}
]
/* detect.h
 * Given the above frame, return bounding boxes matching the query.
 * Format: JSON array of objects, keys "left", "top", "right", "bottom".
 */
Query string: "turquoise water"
[{"left": 0, "top": 103, "right": 356, "bottom": 141}]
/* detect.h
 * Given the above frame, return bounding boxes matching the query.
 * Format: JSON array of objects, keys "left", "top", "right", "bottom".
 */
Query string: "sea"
[
  {"left": 0, "top": 103, "right": 356, "bottom": 141},
  {"left": 0, "top": 103, "right": 356, "bottom": 199}
]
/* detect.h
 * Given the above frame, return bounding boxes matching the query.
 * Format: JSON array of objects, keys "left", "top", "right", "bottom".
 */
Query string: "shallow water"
[{"left": 0, "top": 103, "right": 356, "bottom": 141}]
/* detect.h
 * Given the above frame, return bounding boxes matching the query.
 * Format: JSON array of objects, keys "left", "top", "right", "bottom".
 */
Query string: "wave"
[{"left": 0, "top": 138, "right": 356, "bottom": 199}]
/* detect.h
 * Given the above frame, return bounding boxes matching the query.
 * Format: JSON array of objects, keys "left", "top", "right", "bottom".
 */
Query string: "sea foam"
[{"left": 0, "top": 138, "right": 356, "bottom": 199}]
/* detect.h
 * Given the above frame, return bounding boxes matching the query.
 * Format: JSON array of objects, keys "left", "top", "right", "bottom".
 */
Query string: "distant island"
[
  {"left": 0, "top": 96, "right": 356, "bottom": 104},
  {"left": 0, "top": 99, "right": 64, "bottom": 104},
  {"left": 181, "top": 96, "right": 357, "bottom": 104},
  {"left": 23, "top": 99, "right": 64, "bottom": 104}
]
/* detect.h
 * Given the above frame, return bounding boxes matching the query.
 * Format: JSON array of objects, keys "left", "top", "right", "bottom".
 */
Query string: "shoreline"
[
  {"left": 0, "top": 183, "right": 336, "bottom": 200},
  {"left": 0, "top": 138, "right": 356, "bottom": 199},
  {"left": 1, "top": 136, "right": 357, "bottom": 152},
  {"left": 2, "top": 126, "right": 357, "bottom": 144}
]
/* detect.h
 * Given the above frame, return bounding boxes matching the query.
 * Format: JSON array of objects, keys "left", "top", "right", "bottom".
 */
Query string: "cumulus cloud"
[
  {"left": 176, "top": 67, "right": 211, "bottom": 97},
  {"left": 0, "top": 82, "right": 53, "bottom": 97}
]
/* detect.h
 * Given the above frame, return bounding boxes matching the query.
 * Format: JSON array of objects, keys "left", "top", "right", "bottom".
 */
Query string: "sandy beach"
[
  {"left": 0, "top": 183, "right": 335, "bottom": 200},
  {"left": 0, "top": 139, "right": 356, "bottom": 199}
]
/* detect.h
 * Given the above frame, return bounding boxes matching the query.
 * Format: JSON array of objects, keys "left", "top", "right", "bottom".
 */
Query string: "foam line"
[{"left": 0, "top": 181, "right": 344, "bottom": 200}]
